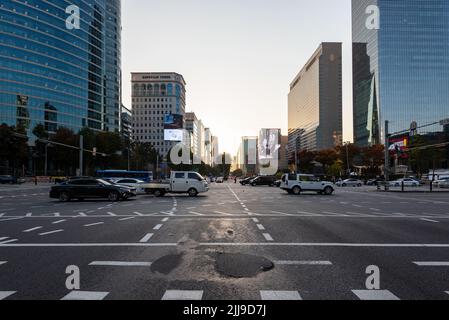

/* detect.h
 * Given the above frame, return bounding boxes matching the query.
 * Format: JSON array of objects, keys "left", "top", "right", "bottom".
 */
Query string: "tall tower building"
[
  {"left": 352, "top": 0, "right": 449, "bottom": 146},
  {"left": 288, "top": 43, "right": 343, "bottom": 153},
  {"left": 0, "top": 0, "right": 122, "bottom": 135},
  {"left": 131, "top": 72, "right": 186, "bottom": 156}
]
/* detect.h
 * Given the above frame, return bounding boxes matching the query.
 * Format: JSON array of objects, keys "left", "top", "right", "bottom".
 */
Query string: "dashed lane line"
[
  {"left": 0, "top": 261, "right": 6, "bottom": 266},
  {"left": 84, "top": 222, "right": 104, "bottom": 227},
  {"left": 139, "top": 233, "right": 154, "bottom": 243},
  {"left": 189, "top": 211, "right": 205, "bottom": 216},
  {"left": 0, "top": 291, "right": 16, "bottom": 300},
  {"left": 162, "top": 218, "right": 169, "bottom": 222},
  {"left": 257, "top": 224, "right": 266, "bottom": 231},
  {"left": 0, "top": 239, "right": 18, "bottom": 244},
  {"left": 119, "top": 217, "right": 135, "bottom": 221},
  {"left": 274, "top": 260, "right": 333, "bottom": 266},
  {"left": 61, "top": 291, "right": 109, "bottom": 300},
  {"left": 413, "top": 261, "right": 449, "bottom": 266},
  {"left": 153, "top": 224, "right": 163, "bottom": 230},
  {"left": 23, "top": 226, "right": 43, "bottom": 232},
  {"left": 89, "top": 261, "right": 152, "bottom": 267},
  {"left": 263, "top": 233, "right": 274, "bottom": 241},
  {"left": 420, "top": 218, "right": 440, "bottom": 223},
  {"left": 260, "top": 291, "right": 302, "bottom": 300},
  {"left": 52, "top": 219, "right": 66, "bottom": 225},
  {"left": 162, "top": 290, "right": 203, "bottom": 301},
  {"left": 39, "top": 230, "right": 64, "bottom": 236},
  {"left": 352, "top": 290, "right": 400, "bottom": 300}
]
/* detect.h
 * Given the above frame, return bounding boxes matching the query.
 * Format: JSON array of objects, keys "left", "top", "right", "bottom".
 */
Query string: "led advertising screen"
[
  {"left": 164, "top": 129, "right": 183, "bottom": 142},
  {"left": 164, "top": 113, "right": 183, "bottom": 130}
]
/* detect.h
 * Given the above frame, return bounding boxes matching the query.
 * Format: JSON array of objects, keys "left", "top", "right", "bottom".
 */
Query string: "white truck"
[
  {"left": 142, "top": 171, "right": 209, "bottom": 197},
  {"left": 280, "top": 174, "right": 335, "bottom": 195}
]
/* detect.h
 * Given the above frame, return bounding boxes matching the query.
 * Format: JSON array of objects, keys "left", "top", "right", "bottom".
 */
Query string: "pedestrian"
[{"left": 234, "top": 177, "right": 237, "bottom": 184}]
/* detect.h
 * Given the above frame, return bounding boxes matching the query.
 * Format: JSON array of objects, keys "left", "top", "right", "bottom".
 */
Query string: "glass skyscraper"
[
  {"left": 0, "top": 0, "right": 121, "bottom": 137},
  {"left": 353, "top": 0, "right": 449, "bottom": 146}
]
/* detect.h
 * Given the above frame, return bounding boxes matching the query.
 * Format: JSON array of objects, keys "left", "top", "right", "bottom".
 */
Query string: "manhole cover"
[
  {"left": 151, "top": 253, "right": 183, "bottom": 275},
  {"left": 215, "top": 253, "right": 274, "bottom": 278}
]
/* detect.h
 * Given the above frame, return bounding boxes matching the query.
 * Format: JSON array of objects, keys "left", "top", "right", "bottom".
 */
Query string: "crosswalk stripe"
[
  {"left": 263, "top": 233, "right": 274, "bottom": 241},
  {"left": 162, "top": 290, "right": 203, "bottom": 300},
  {"left": 352, "top": 290, "right": 400, "bottom": 300},
  {"left": 61, "top": 291, "right": 109, "bottom": 300},
  {"left": 414, "top": 261, "right": 449, "bottom": 266},
  {"left": 0, "top": 261, "right": 7, "bottom": 266},
  {"left": 0, "top": 291, "right": 16, "bottom": 300},
  {"left": 260, "top": 291, "right": 302, "bottom": 300}
]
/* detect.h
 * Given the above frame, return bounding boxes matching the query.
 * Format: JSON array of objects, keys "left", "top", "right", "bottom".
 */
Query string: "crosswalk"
[{"left": 1, "top": 289, "right": 447, "bottom": 300}]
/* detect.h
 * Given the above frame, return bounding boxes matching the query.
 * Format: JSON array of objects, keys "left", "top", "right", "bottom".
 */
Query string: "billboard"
[
  {"left": 164, "top": 113, "right": 183, "bottom": 130},
  {"left": 164, "top": 129, "right": 183, "bottom": 142}
]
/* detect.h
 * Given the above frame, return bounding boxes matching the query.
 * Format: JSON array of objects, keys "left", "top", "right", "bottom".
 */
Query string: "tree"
[{"left": 0, "top": 124, "right": 29, "bottom": 176}]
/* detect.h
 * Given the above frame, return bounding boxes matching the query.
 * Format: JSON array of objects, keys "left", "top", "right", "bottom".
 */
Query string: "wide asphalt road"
[{"left": 0, "top": 182, "right": 449, "bottom": 300}]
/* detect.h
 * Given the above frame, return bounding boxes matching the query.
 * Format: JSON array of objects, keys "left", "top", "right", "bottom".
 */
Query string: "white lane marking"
[
  {"left": 78, "top": 213, "right": 87, "bottom": 217},
  {"left": 0, "top": 217, "right": 24, "bottom": 222},
  {"left": 0, "top": 261, "right": 6, "bottom": 266},
  {"left": 153, "top": 224, "right": 163, "bottom": 230},
  {"left": 84, "top": 222, "right": 104, "bottom": 227},
  {"left": 162, "top": 290, "right": 203, "bottom": 300},
  {"left": 352, "top": 204, "right": 363, "bottom": 208},
  {"left": 61, "top": 291, "right": 109, "bottom": 300},
  {"left": 23, "top": 226, "right": 43, "bottom": 233},
  {"left": 352, "top": 290, "right": 400, "bottom": 300},
  {"left": 86, "top": 211, "right": 95, "bottom": 214},
  {"left": 107, "top": 212, "right": 116, "bottom": 216},
  {"left": 134, "top": 212, "right": 143, "bottom": 216},
  {"left": 89, "top": 261, "right": 152, "bottom": 267},
  {"left": 0, "top": 237, "right": 8, "bottom": 241},
  {"left": 189, "top": 211, "right": 204, "bottom": 216},
  {"left": 274, "top": 260, "right": 333, "bottom": 265},
  {"left": 139, "top": 233, "right": 154, "bottom": 242},
  {"left": 298, "top": 211, "right": 318, "bottom": 216},
  {"left": 51, "top": 212, "right": 60, "bottom": 217},
  {"left": 52, "top": 219, "right": 66, "bottom": 225},
  {"left": 413, "top": 261, "right": 449, "bottom": 266},
  {"left": 263, "top": 233, "right": 274, "bottom": 241},
  {"left": 0, "top": 239, "right": 18, "bottom": 244},
  {"left": 39, "top": 230, "right": 64, "bottom": 236},
  {"left": 252, "top": 218, "right": 259, "bottom": 223},
  {"left": 0, "top": 291, "right": 16, "bottom": 300},
  {"left": 160, "top": 211, "right": 175, "bottom": 216},
  {"left": 162, "top": 218, "right": 169, "bottom": 222},
  {"left": 260, "top": 291, "right": 302, "bottom": 300},
  {"left": 0, "top": 213, "right": 4, "bottom": 217},
  {"left": 26, "top": 213, "right": 32, "bottom": 217},
  {"left": 420, "top": 218, "right": 439, "bottom": 223},
  {"left": 270, "top": 211, "right": 293, "bottom": 216},
  {"left": 214, "top": 211, "right": 234, "bottom": 216},
  {"left": 119, "top": 217, "right": 135, "bottom": 221},
  {"left": 257, "top": 224, "right": 266, "bottom": 231},
  {"left": 370, "top": 208, "right": 381, "bottom": 212}
]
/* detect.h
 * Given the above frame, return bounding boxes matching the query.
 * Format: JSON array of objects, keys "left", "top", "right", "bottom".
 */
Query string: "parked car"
[
  {"left": 111, "top": 178, "right": 146, "bottom": 194},
  {"left": 216, "top": 177, "right": 224, "bottom": 184},
  {"left": 367, "top": 178, "right": 385, "bottom": 186},
  {"left": 274, "top": 180, "right": 282, "bottom": 187},
  {"left": 433, "top": 177, "right": 449, "bottom": 188},
  {"left": 141, "top": 171, "right": 209, "bottom": 197},
  {"left": 50, "top": 178, "right": 137, "bottom": 202},
  {"left": 389, "top": 178, "right": 420, "bottom": 187},
  {"left": 250, "top": 176, "right": 276, "bottom": 187},
  {"left": 336, "top": 178, "right": 363, "bottom": 187},
  {"left": 0, "top": 175, "right": 23, "bottom": 184},
  {"left": 281, "top": 174, "right": 334, "bottom": 195},
  {"left": 240, "top": 177, "right": 255, "bottom": 186}
]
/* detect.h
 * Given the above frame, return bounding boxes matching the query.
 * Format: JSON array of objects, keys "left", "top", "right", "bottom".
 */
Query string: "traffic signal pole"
[{"left": 384, "top": 120, "right": 390, "bottom": 191}]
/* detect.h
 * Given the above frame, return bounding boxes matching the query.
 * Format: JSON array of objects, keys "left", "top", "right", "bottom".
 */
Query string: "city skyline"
[{"left": 122, "top": 0, "right": 353, "bottom": 155}]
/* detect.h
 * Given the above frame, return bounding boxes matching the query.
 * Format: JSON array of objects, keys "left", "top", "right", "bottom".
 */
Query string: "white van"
[{"left": 142, "top": 171, "right": 209, "bottom": 197}]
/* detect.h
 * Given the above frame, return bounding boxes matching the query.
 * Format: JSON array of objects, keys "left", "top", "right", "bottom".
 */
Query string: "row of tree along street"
[{"left": 0, "top": 123, "right": 231, "bottom": 179}]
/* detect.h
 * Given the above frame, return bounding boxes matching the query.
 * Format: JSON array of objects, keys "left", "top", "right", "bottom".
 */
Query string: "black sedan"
[
  {"left": 0, "top": 175, "right": 20, "bottom": 184},
  {"left": 50, "top": 178, "right": 137, "bottom": 202},
  {"left": 240, "top": 177, "right": 255, "bottom": 186}
]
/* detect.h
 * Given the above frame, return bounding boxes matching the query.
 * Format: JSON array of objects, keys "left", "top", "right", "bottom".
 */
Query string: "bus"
[{"left": 95, "top": 170, "right": 154, "bottom": 182}]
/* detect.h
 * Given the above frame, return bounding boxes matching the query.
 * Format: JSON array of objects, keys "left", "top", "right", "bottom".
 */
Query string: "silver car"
[{"left": 336, "top": 178, "right": 363, "bottom": 187}]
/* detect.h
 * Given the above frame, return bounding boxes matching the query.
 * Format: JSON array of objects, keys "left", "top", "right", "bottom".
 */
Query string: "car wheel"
[
  {"left": 188, "top": 188, "right": 198, "bottom": 197},
  {"left": 292, "top": 186, "right": 301, "bottom": 195},
  {"left": 324, "top": 186, "right": 334, "bottom": 195},
  {"left": 342, "top": 183, "right": 347, "bottom": 187},
  {"left": 154, "top": 189, "right": 164, "bottom": 197},
  {"left": 108, "top": 191, "right": 119, "bottom": 202},
  {"left": 357, "top": 183, "right": 362, "bottom": 187},
  {"left": 59, "top": 191, "right": 71, "bottom": 202}
]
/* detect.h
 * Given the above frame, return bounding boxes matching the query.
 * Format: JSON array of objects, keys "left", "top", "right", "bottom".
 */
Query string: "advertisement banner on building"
[
  {"left": 164, "top": 114, "right": 183, "bottom": 130},
  {"left": 389, "top": 134, "right": 409, "bottom": 158}
]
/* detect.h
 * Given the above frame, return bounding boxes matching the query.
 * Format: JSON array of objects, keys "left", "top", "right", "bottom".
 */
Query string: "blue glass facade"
[
  {"left": 353, "top": 0, "right": 449, "bottom": 146},
  {"left": 0, "top": 0, "right": 121, "bottom": 136}
]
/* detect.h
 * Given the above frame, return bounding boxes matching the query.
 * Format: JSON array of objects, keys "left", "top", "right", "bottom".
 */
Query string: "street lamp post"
[{"left": 344, "top": 142, "right": 351, "bottom": 175}]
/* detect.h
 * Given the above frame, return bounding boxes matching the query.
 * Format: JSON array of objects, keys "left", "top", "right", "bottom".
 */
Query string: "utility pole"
[
  {"left": 79, "top": 134, "right": 84, "bottom": 177},
  {"left": 384, "top": 120, "right": 390, "bottom": 191}
]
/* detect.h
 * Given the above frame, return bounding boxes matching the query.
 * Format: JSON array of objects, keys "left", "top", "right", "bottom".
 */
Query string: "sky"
[{"left": 122, "top": 0, "right": 353, "bottom": 156}]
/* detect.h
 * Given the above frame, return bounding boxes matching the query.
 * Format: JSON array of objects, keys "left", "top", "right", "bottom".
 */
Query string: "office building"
[
  {"left": 288, "top": 43, "right": 343, "bottom": 154},
  {"left": 131, "top": 72, "right": 186, "bottom": 156},
  {"left": 352, "top": 0, "right": 449, "bottom": 146},
  {"left": 237, "top": 136, "right": 258, "bottom": 176},
  {"left": 0, "top": 0, "right": 122, "bottom": 135},
  {"left": 121, "top": 105, "right": 132, "bottom": 141}
]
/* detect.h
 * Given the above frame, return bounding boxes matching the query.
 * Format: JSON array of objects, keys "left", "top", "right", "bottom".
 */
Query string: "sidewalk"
[{"left": 0, "top": 182, "right": 54, "bottom": 192}]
